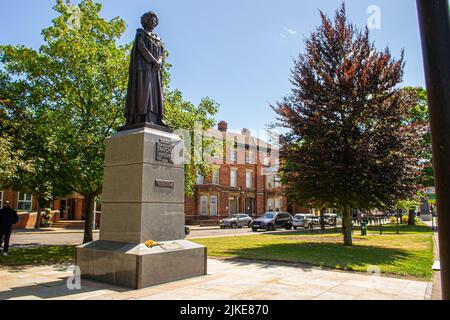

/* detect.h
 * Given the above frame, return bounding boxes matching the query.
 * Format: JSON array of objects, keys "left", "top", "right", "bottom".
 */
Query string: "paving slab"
[{"left": 0, "top": 258, "right": 431, "bottom": 300}]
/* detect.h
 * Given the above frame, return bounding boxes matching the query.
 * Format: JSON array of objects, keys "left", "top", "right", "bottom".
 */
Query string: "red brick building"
[
  {"left": 0, "top": 190, "right": 38, "bottom": 212},
  {"left": 0, "top": 190, "right": 85, "bottom": 221},
  {"left": 185, "top": 121, "right": 287, "bottom": 225}
]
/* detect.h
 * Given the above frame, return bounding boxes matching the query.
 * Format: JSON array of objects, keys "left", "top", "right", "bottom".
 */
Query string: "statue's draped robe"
[{"left": 125, "top": 29, "right": 165, "bottom": 126}]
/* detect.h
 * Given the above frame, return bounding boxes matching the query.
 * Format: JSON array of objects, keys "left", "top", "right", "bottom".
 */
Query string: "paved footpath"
[{"left": 0, "top": 259, "right": 432, "bottom": 300}]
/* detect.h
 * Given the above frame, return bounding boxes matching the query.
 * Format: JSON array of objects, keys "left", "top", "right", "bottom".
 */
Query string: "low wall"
[
  {"left": 13, "top": 212, "right": 38, "bottom": 229},
  {"left": 12, "top": 210, "right": 60, "bottom": 229}
]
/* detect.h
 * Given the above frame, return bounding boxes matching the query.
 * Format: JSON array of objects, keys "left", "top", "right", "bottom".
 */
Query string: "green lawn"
[
  {"left": 193, "top": 224, "right": 434, "bottom": 280},
  {"left": 0, "top": 246, "right": 75, "bottom": 269}
]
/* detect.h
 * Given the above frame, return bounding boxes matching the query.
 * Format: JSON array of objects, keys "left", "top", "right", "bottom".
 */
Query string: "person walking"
[{"left": 0, "top": 200, "right": 19, "bottom": 256}]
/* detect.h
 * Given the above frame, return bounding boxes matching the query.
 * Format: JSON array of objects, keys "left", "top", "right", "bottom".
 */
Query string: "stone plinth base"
[
  {"left": 76, "top": 127, "right": 207, "bottom": 289},
  {"left": 76, "top": 240, "right": 207, "bottom": 289}
]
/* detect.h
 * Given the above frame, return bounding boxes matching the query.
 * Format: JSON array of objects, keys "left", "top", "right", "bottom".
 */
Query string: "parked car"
[
  {"left": 220, "top": 214, "right": 253, "bottom": 229},
  {"left": 251, "top": 212, "right": 293, "bottom": 232},
  {"left": 292, "top": 214, "right": 311, "bottom": 229},
  {"left": 306, "top": 214, "right": 319, "bottom": 227},
  {"left": 293, "top": 214, "right": 319, "bottom": 229},
  {"left": 323, "top": 213, "right": 342, "bottom": 226},
  {"left": 309, "top": 215, "right": 321, "bottom": 226}
]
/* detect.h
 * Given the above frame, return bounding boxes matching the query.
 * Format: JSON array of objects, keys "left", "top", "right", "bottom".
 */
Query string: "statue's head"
[{"left": 141, "top": 11, "right": 159, "bottom": 32}]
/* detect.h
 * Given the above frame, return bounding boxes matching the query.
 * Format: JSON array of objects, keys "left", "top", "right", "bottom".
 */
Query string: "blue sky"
[{"left": 0, "top": 0, "right": 426, "bottom": 137}]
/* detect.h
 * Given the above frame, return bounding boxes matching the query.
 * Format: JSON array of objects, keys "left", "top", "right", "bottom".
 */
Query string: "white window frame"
[
  {"left": 212, "top": 167, "right": 220, "bottom": 185},
  {"left": 275, "top": 175, "right": 281, "bottom": 188},
  {"left": 212, "top": 152, "right": 221, "bottom": 160},
  {"left": 267, "top": 198, "right": 275, "bottom": 212},
  {"left": 17, "top": 192, "right": 32, "bottom": 211},
  {"left": 246, "top": 171, "right": 253, "bottom": 189},
  {"left": 196, "top": 173, "right": 204, "bottom": 185},
  {"left": 246, "top": 149, "right": 254, "bottom": 164},
  {"left": 275, "top": 198, "right": 282, "bottom": 212},
  {"left": 230, "top": 147, "right": 237, "bottom": 162},
  {"left": 200, "top": 196, "right": 208, "bottom": 216},
  {"left": 210, "top": 196, "right": 218, "bottom": 216},
  {"left": 266, "top": 175, "right": 275, "bottom": 189},
  {"left": 230, "top": 169, "right": 238, "bottom": 187}
]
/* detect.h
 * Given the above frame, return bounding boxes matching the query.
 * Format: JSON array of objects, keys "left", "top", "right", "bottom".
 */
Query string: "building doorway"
[
  {"left": 244, "top": 197, "right": 255, "bottom": 216},
  {"left": 60, "top": 199, "right": 75, "bottom": 220},
  {"left": 229, "top": 197, "right": 238, "bottom": 215}
]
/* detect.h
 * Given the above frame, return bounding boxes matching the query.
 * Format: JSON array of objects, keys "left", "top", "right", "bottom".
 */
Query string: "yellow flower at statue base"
[{"left": 145, "top": 240, "right": 161, "bottom": 248}]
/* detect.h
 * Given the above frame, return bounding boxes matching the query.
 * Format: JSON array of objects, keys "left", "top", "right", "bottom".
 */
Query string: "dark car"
[{"left": 251, "top": 212, "right": 293, "bottom": 232}]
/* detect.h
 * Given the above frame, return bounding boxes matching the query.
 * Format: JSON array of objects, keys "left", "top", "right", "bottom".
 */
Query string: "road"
[{"left": 8, "top": 226, "right": 326, "bottom": 248}]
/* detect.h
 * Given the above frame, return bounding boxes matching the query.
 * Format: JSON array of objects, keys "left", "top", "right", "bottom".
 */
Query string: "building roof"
[{"left": 205, "top": 126, "right": 277, "bottom": 151}]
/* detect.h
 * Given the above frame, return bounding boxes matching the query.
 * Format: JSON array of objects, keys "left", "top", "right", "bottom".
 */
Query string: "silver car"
[
  {"left": 220, "top": 214, "right": 253, "bottom": 229},
  {"left": 293, "top": 213, "right": 313, "bottom": 229}
]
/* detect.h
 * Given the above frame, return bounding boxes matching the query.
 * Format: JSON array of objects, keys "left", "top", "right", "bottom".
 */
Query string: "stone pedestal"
[{"left": 76, "top": 127, "right": 207, "bottom": 289}]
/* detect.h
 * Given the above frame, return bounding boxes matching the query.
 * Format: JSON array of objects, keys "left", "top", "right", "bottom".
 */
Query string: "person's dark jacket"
[{"left": 0, "top": 206, "right": 19, "bottom": 232}]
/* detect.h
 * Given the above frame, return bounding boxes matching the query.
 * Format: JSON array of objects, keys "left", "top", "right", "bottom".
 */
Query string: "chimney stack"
[
  {"left": 218, "top": 121, "right": 228, "bottom": 133},
  {"left": 241, "top": 128, "right": 251, "bottom": 136}
]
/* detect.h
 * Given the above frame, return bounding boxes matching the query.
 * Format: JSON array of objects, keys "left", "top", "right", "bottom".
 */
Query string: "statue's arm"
[{"left": 137, "top": 33, "right": 158, "bottom": 65}]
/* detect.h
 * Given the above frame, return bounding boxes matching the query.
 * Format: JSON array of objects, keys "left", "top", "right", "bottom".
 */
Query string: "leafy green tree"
[
  {"left": 272, "top": 5, "right": 425, "bottom": 245},
  {"left": 0, "top": 136, "right": 24, "bottom": 188},
  {"left": 0, "top": 68, "right": 73, "bottom": 226},
  {"left": 396, "top": 198, "right": 420, "bottom": 227},
  {"left": 1, "top": 0, "right": 128, "bottom": 240},
  {"left": 403, "top": 87, "right": 432, "bottom": 187},
  {"left": 1, "top": 0, "right": 218, "bottom": 241},
  {"left": 165, "top": 90, "right": 220, "bottom": 195},
  {"left": 0, "top": 76, "right": 28, "bottom": 188},
  {"left": 393, "top": 88, "right": 431, "bottom": 227}
]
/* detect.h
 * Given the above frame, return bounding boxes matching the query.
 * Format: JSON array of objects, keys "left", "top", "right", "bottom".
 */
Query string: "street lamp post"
[{"left": 416, "top": 0, "right": 450, "bottom": 300}]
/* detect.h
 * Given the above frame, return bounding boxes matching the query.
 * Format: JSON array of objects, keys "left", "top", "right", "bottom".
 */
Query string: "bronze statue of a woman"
[{"left": 123, "top": 11, "right": 167, "bottom": 130}]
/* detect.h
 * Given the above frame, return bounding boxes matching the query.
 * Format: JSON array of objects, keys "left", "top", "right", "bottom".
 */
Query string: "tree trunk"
[
  {"left": 408, "top": 209, "right": 416, "bottom": 226},
  {"left": 83, "top": 193, "right": 95, "bottom": 244},
  {"left": 35, "top": 197, "right": 42, "bottom": 229},
  {"left": 342, "top": 207, "right": 353, "bottom": 246},
  {"left": 320, "top": 208, "right": 326, "bottom": 231},
  {"left": 396, "top": 210, "right": 400, "bottom": 234}
]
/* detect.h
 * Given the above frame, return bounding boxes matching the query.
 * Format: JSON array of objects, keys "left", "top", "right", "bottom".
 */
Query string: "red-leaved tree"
[{"left": 272, "top": 5, "right": 425, "bottom": 245}]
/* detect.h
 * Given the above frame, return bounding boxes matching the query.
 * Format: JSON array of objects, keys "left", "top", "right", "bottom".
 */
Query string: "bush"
[
  {"left": 398, "top": 214, "right": 421, "bottom": 225},
  {"left": 390, "top": 216, "right": 397, "bottom": 224}
]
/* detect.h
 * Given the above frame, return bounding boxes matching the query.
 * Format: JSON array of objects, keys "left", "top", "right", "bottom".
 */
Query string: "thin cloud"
[
  {"left": 280, "top": 27, "right": 298, "bottom": 38},
  {"left": 285, "top": 27, "right": 297, "bottom": 35}
]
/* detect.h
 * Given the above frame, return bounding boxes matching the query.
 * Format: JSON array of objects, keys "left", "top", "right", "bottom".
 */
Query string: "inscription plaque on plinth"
[{"left": 156, "top": 139, "right": 174, "bottom": 163}]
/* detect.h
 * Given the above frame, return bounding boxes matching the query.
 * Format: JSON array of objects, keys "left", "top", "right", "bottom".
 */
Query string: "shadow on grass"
[
  {"left": 0, "top": 246, "right": 75, "bottom": 272},
  {"left": 214, "top": 242, "right": 413, "bottom": 273}
]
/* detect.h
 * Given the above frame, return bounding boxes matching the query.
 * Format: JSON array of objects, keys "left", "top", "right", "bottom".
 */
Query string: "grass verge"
[{"left": 193, "top": 224, "right": 434, "bottom": 280}]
